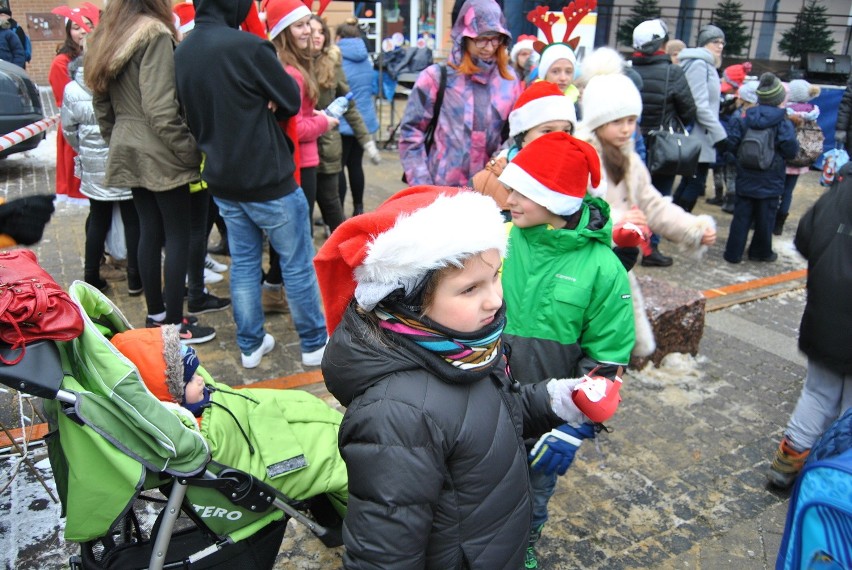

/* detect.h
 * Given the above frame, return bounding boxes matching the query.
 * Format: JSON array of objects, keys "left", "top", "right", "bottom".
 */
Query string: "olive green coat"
[
  {"left": 93, "top": 17, "right": 201, "bottom": 191},
  {"left": 316, "top": 47, "right": 372, "bottom": 175}
]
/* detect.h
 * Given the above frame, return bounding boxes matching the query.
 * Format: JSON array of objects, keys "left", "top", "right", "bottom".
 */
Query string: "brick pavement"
[{"left": 0, "top": 112, "right": 827, "bottom": 568}]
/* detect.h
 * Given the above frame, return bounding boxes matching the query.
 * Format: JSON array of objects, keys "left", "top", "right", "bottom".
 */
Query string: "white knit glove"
[
  {"left": 364, "top": 140, "right": 381, "bottom": 165},
  {"left": 547, "top": 377, "right": 587, "bottom": 425}
]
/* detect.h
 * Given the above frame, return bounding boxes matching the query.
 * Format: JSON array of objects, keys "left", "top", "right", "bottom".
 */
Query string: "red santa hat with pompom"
[
  {"left": 499, "top": 131, "right": 601, "bottom": 216},
  {"left": 508, "top": 81, "right": 576, "bottom": 138},
  {"left": 510, "top": 34, "right": 539, "bottom": 62},
  {"left": 314, "top": 187, "right": 508, "bottom": 334},
  {"left": 173, "top": 2, "right": 196, "bottom": 35},
  {"left": 260, "top": 0, "right": 312, "bottom": 40}
]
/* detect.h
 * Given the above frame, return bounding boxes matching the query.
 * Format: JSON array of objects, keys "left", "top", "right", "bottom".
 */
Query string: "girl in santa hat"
[
  {"left": 315, "top": 185, "right": 603, "bottom": 568},
  {"left": 49, "top": 4, "right": 94, "bottom": 205},
  {"left": 510, "top": 34, "right": 539, "bottom": 85},
  {"left": 575, "top": 47, "right": 717, "bottom": 357}
]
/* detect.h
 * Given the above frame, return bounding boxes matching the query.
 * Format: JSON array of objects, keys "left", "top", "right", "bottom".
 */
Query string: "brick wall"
[{"left": 11, "top": 0, "right": 78, "bottom": 87}]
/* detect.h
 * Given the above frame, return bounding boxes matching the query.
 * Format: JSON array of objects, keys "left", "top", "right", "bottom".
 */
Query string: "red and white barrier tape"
[{"left": 0, "top": 114, "right": 59, "bottom": 152}]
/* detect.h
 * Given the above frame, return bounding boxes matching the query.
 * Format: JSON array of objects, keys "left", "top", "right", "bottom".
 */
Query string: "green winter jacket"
[{"left": 502, "top": 197, "right": 635, "bottom": 384}]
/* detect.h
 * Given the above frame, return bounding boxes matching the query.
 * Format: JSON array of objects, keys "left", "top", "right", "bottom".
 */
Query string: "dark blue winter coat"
[
  {"left": 0, "top": 26, "right": 25, "bottom": 68},
  {"left": 338, "top": 37, "right": 379, "bottom": 136},
  {"left": 727, "top": 105, "right": 798, "bottom": 199}
]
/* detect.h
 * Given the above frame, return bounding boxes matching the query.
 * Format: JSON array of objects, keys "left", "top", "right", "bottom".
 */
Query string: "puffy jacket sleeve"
[
  {"left": 519, "top": 379, "right": 563, "bottom": 440},
  {"left": 579, "top": 261, "right": 635, "bottom": 366},
  {"left": 777, "top": 118, "right": 799, "bottom": 160},
  {"left": 138, "top": 33, "right": 200, "bottom": 167},
  {"left": 4, "top": 30, "right": 25, "bottom": 68},
  {"left": 289, "top": 67, "right": 328, "bottom": 144},
  {"left": 835, "top": 79, "right": 852, "bottom": 139},
  {"left": 93, "top": 91, "right": 115, "bottom": 145},
  {"left": 253, "top": 42, "right": 300, "bottom": 119},
  {"left": 334, "top": 69, "right": 372, "bottom": 149},
  {"left": 670, "top": 65, "right": 696, "bottom": 126},
  {"left": 399, "top": 64, "right": 441, "bottom": 185},
  {"left": 60, "top": 86, "right": 82, "bottom": 152},
  {"left": 339, "top": 386, "right": 446, "bottom": 568}
]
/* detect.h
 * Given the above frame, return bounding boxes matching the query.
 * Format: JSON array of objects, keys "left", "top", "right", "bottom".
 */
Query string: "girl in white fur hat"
[{"left": 576, "top": 47, "right": 717, "bottom": 357}]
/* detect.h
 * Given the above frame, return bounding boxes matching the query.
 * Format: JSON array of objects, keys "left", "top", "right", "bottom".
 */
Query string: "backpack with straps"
[
  {"left": 788, "top": 119, "right": 825, "bottom": 168},
  {"left": 738, "top": 125, "right": 776, "bottom": 170}
]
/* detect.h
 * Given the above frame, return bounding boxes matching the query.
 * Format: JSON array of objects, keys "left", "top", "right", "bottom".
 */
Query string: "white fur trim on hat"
[
  {"left": 353, "top": 192, "right": 508, "bottom": 311},
  {"left": 499, "top": 162, "right": 583, "bottom": 216},
  {"left": 580, "top": 73, "right": 643, "bottom": 132},
  {"left": 508, "top": 95, "right": 576, "bottom": 137},
  {"left": 537, "top": 43, "right": 576, "bottom": 81},
  {"left": 268, "top": 4, "right": 310, "bottom": 40},
  {"left": 511, "top": 39, "right": 535, "bottom": 62}
]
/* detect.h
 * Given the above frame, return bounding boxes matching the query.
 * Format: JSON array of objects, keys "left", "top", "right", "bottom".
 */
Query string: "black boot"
[
  {"left": 641, "top": 246, "right": 674, "bottom": 267},
  {"left": 352, "top": 204, "right": 364, "bottom": 216},
  {"left": 721, "top": 192, "right": 736, "bottom": 214},
  {"left": 773, "top": 212, "right": 788, "bottom": 236},
  {"left": 706, "top": 171, "right": 724, "bottom": 205}
]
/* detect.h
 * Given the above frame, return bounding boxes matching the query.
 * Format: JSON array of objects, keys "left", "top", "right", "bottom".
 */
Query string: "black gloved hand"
[
  {"left": 714, "top": 138, "right": 728, "bottom": 153},
  {"left": 0, "top": 195, "right": 56, "bottom": 245},
  {"left": 612, "top": 246, "right": 639, "bottom": 272}
]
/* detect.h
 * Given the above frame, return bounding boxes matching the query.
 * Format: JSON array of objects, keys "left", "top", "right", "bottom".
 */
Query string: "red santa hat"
[
  {"left": 498, "top": 132, "right": 601, "bottom": 216},
  {"left": 173, "top": 2, "right": 195, "bottom": 35},
  {"left": 314, "top": 186, "right": 508, "bottom": 334},
  {"left": 721, "top": 62, "right": 752, "bottom": 94},
  {"left": 510, "top": 34, "right": 538, "bottom": 62},
  {"left": 508, "top": 81, "right": 576, "bottom": 138},
  {"left": 260, "top": 0, "right": 311, "bottom": 41},
  {"left": 51, "top": 5, "right": 93, "bottom": 33}
]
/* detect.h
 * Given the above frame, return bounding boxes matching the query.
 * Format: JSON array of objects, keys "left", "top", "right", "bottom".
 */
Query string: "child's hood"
[
  {"left": 515, "top": 197, "right": 613, "bottom": 251},
  {"left": 745, "top": 104, "right": 788, "bottom": 129},
  {"left": 111, "top": 326, "right": 186, "bottom": 404},
  {"left": 339, "top": 37, "right": 369, "bottom": 63},
  {"left": 677, "top": 47, "right": 715, "bottom": 67}
]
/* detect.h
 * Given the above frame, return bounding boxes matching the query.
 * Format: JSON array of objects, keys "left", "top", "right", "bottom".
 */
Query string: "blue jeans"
[
  {"left": 530, "top": 467, "right": 558, "bottom": 531},
  {"left": 214, "top": 190, "right": 326, "bottom": 354}
]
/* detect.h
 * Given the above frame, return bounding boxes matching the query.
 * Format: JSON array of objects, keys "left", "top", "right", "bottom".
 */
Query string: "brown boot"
[
  {"left": 100, "top": 257, "right": 127, "bottom": 281},
  {"left": 262, "top": 285, "right": 289, "bottom": 314}
]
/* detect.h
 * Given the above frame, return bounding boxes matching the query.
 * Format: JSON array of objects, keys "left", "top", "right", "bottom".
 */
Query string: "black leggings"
[
  {"left": 316, "top": 172, "right": 344, "bottom": 233},
  {"left": 84, "top": 199, "right": 140, "bottom": 280},
  {"left": 187, "top": 190, "right": 210, "bottom": 304},
  {"left": 338, "top": 135, "right": 365, "bottom": 208},
  {"left": 132, "top": 186, "right": 191, "bottom": 324}
]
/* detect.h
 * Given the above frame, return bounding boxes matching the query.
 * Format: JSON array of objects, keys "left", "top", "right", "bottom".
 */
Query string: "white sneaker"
[
  {"left": 204, "top": 267, "right": 224, "bottom": 284},
  {"left": 205, "top": 254, "right": 228, "bottom": 273},
  {"left": 301, "top": 340, "right": 327, "bottom": 367},
  {"left": 241, "top": 334, "right": 275, "bottom": 369}
]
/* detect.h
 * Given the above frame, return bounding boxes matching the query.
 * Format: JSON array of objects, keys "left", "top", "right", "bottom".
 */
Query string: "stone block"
[{"left": 630, "top": 275, "right": 706, "bottom": 369}]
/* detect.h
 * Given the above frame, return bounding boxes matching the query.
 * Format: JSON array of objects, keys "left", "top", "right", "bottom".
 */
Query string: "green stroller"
[{"left": 0, "top": 282, "right": 347, "bottom": 569}]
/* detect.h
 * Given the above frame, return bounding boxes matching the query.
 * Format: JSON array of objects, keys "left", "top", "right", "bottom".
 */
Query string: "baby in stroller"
[{"left": 109, "top": 324, "right": 348, "bottom": 530}]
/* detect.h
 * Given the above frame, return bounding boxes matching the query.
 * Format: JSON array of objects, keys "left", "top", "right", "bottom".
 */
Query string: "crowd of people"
[{"left": 26, "top": 0, "right": 850, "bottom": 568}]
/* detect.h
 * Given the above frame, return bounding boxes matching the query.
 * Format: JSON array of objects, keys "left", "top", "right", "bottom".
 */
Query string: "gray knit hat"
[
  {"left": 756, "top": 72, "right": 786, "bottom": 107},
  {"left": 696, "top": 24, "right": 724, "bottom": 48}
]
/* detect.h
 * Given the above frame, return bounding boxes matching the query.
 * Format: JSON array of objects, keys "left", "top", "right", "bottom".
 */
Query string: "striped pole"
[{"left": 0, "top": 114, "right": 59, "bottom": 152}]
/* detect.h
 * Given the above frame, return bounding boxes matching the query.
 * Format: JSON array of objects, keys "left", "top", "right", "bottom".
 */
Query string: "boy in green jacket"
[{"left": 498, "top": 131, "right": 636, "bottom": 568}]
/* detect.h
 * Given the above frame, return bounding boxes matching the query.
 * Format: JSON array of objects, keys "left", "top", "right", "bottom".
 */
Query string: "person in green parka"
[
  {"left": 497, "top": 131, "right": 636, "bottom": 568},
  {"left": 110, "top": 325, "right": 348, "bottom": 519}
]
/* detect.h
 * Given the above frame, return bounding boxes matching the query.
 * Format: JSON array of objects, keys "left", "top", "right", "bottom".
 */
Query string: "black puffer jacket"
[
  {"left": 835, "top": 74, "right": 852, "bottom": 145},
  {"left": 631, "top": 53, "right": 696, "bottom": 136},
  {"left": 323, "top": 306, "right": 561, "bottom": 569},
  {"left": 794, "top": 163, "right": 852, "bottom": 376}
]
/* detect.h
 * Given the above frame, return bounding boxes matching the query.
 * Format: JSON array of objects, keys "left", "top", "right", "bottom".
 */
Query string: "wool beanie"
[
  {"left": 632, "top": 19, "right": 668, "bottom": 54},
  {"left": 0, "top": 4, "right": 11, "bottom": 16},
  {"left": 580, "top": 71, "right": 643, "bottom": 132},
  {"left": 757, "top": 72, "right": 786, "bottom": 107},
  {"left": 508, "top": 81, "right": 576, "bottom": 137},
  {"left": 787, "top": 79, "right": 820, "bottom": 103},
  {"left": 720, "top": 62, "right": 752, "bottom": 93},
  {"left": 498, "top": 131, "right": 601, "bottom": 217},
  {"left": 737, "top": 80, "right": 759, "bottom": 105},
  {"left": 510, "top": 34, "right": 538, "bottom": 62},
  {"left": 537, "top": 43, "right": 577, "bottom": 82},
  {"left": 696, "top": 24, "right": 725, "bottom": 48},
  {"left": 173, "top": 2, "right": 196, "bottom": 35},
  {"left": 181, "top": 345, "right": 200, "bottom": 384},
  {"left": 314, "top": 187, "right": 507, "bottom": 334},
  {"left": 261, "top": 0, "right": 311, "bottom": 40}
]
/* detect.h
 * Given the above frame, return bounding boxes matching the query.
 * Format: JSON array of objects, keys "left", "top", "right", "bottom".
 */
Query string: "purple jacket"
[{"left": 399, "top": 0, "right": 521, "bottom": 186}]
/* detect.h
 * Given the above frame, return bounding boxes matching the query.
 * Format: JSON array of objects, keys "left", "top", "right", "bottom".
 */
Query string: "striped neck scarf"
[{"left": 375, "top": 305, "right": 505, "bottom": 373}]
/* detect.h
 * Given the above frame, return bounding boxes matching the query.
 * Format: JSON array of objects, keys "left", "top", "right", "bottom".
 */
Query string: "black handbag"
[{"left": 645, "top": 68, "right": 701, "bottom": 177}]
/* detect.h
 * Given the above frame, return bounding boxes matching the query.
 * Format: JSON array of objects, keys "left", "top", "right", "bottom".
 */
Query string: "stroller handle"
[{"left": 0, "top": 340, "right": 65, "bottom": 399}]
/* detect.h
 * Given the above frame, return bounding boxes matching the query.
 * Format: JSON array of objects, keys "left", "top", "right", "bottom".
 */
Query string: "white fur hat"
[{"left": 579, "top": 48, "right": 643, "bottom": 132}]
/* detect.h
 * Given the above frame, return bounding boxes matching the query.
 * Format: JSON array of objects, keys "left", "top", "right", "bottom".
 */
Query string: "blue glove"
[{"left": 529, "top": 423, "right": 596, "bottom": 476}]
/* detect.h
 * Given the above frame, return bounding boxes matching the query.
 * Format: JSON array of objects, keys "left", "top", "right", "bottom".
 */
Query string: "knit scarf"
[{"left": 375, "top": 304, "right": 505, "bottom": 373}]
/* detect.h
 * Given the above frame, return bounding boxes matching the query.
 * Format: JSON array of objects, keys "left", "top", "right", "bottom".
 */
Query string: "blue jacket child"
[{"left": 723, "top": 73, "right": 798, "bottom": 264}]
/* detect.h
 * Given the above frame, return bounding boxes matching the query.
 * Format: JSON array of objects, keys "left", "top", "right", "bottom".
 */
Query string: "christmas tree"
[
  {"left": 779, "top": 0, "right": 836, "bottom": 61},
  {"left": 616, "top": 0, "right": 662, "bottom": 49},
  {"left": 712, "top": 0, "right": 748, "bottom": 57}
]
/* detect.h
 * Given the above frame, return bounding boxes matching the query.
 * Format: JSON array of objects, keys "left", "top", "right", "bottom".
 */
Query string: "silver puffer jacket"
[{"left": 60, "top": 63, "right": 131, "bottom": 201}]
